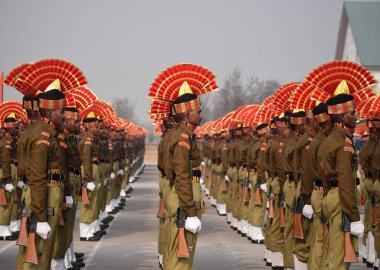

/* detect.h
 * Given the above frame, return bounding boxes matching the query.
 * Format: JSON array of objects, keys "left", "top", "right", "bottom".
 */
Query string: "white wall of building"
[
  {"left": 342, "top": 23, "right": 361, "bottom": 63},
  {"left": 342, "top": 23, "right": 380, "bottom": 93}
]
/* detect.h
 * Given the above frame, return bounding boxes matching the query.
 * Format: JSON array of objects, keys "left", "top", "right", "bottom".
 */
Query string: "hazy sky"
[{"left": 0, "top": 0, "right": 344, "bottom": 122}]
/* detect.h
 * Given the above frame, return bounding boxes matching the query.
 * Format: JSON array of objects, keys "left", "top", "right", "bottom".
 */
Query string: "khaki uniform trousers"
[
  {"left": 283, "top": 179, "right": 297, "bottom": 268},
  {"left": 80, "top": 164, "right": 100, "bottom": 223},
  {"left": 309, "top": 189, "right": 328, "bottom": 270},
  {"left": 17, "top": 185, "right": 63, "bottom": 270},
  {"left": 293, "top": 183, "right": 314, "bottom": 264},
  {"left": 266, "top": 177, "right": 284, "bottom": 253},
  {"left": 322, "top": 188, "right": 357, "bottom": 270},
  {"left": 227, "top": 166, "right": 238, "bottom": 215},
  {"left": 164, "top": 183, "right": 204, "bottom": 270}
]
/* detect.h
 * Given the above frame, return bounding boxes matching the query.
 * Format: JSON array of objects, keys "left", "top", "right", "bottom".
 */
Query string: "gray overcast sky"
[{"left": 0, "top": 0, "right": 344, "bottom": 122}]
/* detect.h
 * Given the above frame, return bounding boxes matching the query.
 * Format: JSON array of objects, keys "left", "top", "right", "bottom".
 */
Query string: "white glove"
[
  {"left": 104, "top": 179, "right": 107, "bottom": 185},
  {"left": 350, "top": 220, "right": 364, "bottom": 237},
  {"left": 302, "top": 204, "right": 314, "bottom": 219},
  {"left": 65, "top": 196, "right": 73, "bottom": 208},
  {"left": 201, "top": 161, "right": 206, "bottom": 167},
  {"left": 185, "top": 216, "right": 202, "bottom": 234},
  {"left": 86, "top": 182, "right": 95, "bottom": 191},
  {"left": 36, "top": 222, "right": 51, "bottom": 240},
  {"left": 125, "top": 167, "right": 128, "bottom": 172},
  {"left": 224, "top": 175, "right": 230, "bottom": 182},
  {"left": 110, "top": 172, "right": 116, "bottom": 180},
  {"left": 260, "top": 184, "right": 267, "bottom": 193},
  {"left": 98, "top": 183, "right": 102, "bottom": 189},
  {"left": 17, "top": 181, "right": 25, "bottom": 189},
  {"left": 118, "top": 169, "right": 124, "bottom": 176},
  {"left": 5, "top": 183, "right": 14, "bottom": 193},
  {"left": 249, "top": 183, "right": 252, "bottom": 189}
]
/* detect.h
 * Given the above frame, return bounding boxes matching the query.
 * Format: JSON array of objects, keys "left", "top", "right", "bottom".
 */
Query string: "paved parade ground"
[{"left": 0, "top": 145, "right": 369, "bottom": 269}]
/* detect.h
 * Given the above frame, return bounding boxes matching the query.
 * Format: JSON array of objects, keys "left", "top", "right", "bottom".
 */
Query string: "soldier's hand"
[
  {"left": 86, "top": 182, "right": 96, "bottom": 191},
  {"left": 36, "top": 222, "right": 51, "bottom": 240},
  {"left": 110, "top": 172, "right": 116, "bottom": 180},
  {"left": 302, "top": 204, "right": 314, "bottom": 219},
  {"left": 185, "top": 216, "right": 202, "bottom": 234},
  {"left": 65, "top": 196, "right": 74, "bottom": 208},
  {"left": 17, "top": 181, "right": 25, "bottom": 189},
  {"left": 350, "top": 221, "right": 364, "bottom": 237},
  {"left": 118, "top": 169, "right": 124, "bottom": 176},
  {"left": 4, "top": 183, "right": 14, "bottom": 193},
  {"left": 260, "top": 184, "right": 267, "bottom": 193},
  {"left": 224, "top": 175, "right": 230, "bottom": 182}
]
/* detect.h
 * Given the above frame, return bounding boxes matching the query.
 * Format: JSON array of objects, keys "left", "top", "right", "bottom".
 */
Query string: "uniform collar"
[
  {"left": 333, "top": 125, "right": 353, "bottom": 138},
  {"left": 180, "top": 122, "right": 195, "bottom": 137}
]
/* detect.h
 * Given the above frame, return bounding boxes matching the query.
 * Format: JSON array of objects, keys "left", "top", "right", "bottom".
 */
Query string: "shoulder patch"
[
  {"left": 58, "top": 134, "right": 65, "bottom": 140},
  {"left": 41, "top": 132, "right": 50, "bottom": 138},
  {"left": 6, "top": 140, "right": 11, "bottom": 144},
  {"left": 59, "top": 142, "right": 68, "bottom": 149},
  {"left": 178, "top": 141, "right": 190, "bottom": 150},
  {"left": 86, "top": 137, "right": 92, "bottom": 141},
  {"left": 180, "top": 133, "right": 189, "bottom": 139},
  {"left": 260, "top": 147, "right": 266, "bottom": 151},
  {"left": 343, "top": 146, "right": 355, "bottom": 154},
  {"left": 36, "top": 140, "right": 51, "bottom": 147},
  {"left": 308, "top": 138, "right": 313, "bottom": 142},
  {"left": 345, "top": 137, "right": 352, "bottom": 145},
  {"left": 5, "top": 145, "right": 12, "bottom": 149}
]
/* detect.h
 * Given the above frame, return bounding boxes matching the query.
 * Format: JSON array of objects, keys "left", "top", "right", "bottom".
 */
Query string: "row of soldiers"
[
  {"left": 0, "top": 77, "right": 145, "bottom": 270},
  {"left": 197, "top": 61, "right": 380, "bottom": 270}
]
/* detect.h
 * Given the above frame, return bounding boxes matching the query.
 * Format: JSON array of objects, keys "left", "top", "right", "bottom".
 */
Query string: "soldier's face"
[
  {"left": 343, "top": 110, "right": 357, "bottom": 129},
  {"left": 188, "top": 109, "right": 202, "bottom": 127},
  {"left": 51, "top": 108, "right": 65, "bottom": 127}
]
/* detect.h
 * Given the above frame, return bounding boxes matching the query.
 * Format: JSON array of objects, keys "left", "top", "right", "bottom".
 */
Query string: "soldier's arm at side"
[
  {"left": 173, "top": 139, "right": 196, "bottom": 217},
  {"left": 336, "top": 144, "right": 360, "bottom": 222},
  {"left": 1, "top": 139, "right": 12, "bottom": 183},
  {"left": 29, "top": 136, "right": 50, "bottom": 222},
  {"left": 81, "top": 137, "right": 93, "bottom": 181}
]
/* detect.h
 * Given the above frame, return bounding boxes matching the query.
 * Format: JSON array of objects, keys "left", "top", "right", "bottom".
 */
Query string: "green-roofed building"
[{"left": 336, "top": 0, "right": 380, "bottom": 91}]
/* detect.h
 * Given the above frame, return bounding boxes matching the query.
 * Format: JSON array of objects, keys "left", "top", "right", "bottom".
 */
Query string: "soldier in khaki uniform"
[
  {"left": 282, "top": 111, "right": 305, "bottom": 269},
  {"left": 292, "top": 110, "right": 319, "bottom": 269},
  {"left": 359, "top": 119, "right": 378, "bottom": 267},
  {"left": 79, "top": 112, "right": 103, "bottom": 241},
  {"left": 371, "top": 119, "right": 380, "bottom": 269},
  {"left": 320, "top": 93, "right": 364, "bottom": 270},
  {"left": 248, "top": 123, "right": 270, "bottom": 243},
  {"left": 165, "top": 82, "right": 207, "bottom": 270},
  {"left": 266, "top": 116, "right": 288, "bottom": 269},
  {"left": 0, "top": 113, "right": 20, "bottom": 240},
  {"left": 17, "top": 80, "right": 67, "bottom": 270},
  {"left": 63, "top": 107, "right": 85, "bottom": 269},
  {"left": 302, "top": 103, "right": 331, "bottom": 270}
]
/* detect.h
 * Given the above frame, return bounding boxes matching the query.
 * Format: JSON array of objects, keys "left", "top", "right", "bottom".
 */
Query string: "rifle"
[
  {"left": 25, "top": 214, "right": 38, "bottom": 264},
  {"left": 268, "top": 185, "right": 274, "bottom": 219},
  {"left": 341, "top": 213, "right": 358, "bottom": 263},
  {"left": 156, "top": 192, "right": 165, "bottom": 218},
  {"left": 254, "top": 177, "right": 262, "bottom": 206},
  {"left": 242, "top": 171, "right": 250, "bottom": 204},
  {"left": 293, "top": 196, "right": 305, "bottom": 239},
  {"left": 0, "top": 179, "right": 7, "bottom": 206},
  {"left": 176, "top": 208, "right": 190, "bottom": 258},
  {"left": 371, "top": 192, "right": 377, "bottom": 226},
  {"left": 81, "top": 179, "right": 90, "bottom": 205},
  {"left": 278, "top": 192, "right": 285, "bottom": 228},
  {"left": 17, "top": 205, "right": 29, "bottom": 246}
]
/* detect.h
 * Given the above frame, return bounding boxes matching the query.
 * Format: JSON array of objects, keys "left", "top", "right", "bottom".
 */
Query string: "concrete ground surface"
[{"left": 0, "top": 144, "right": 370, "bottom": 269}]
